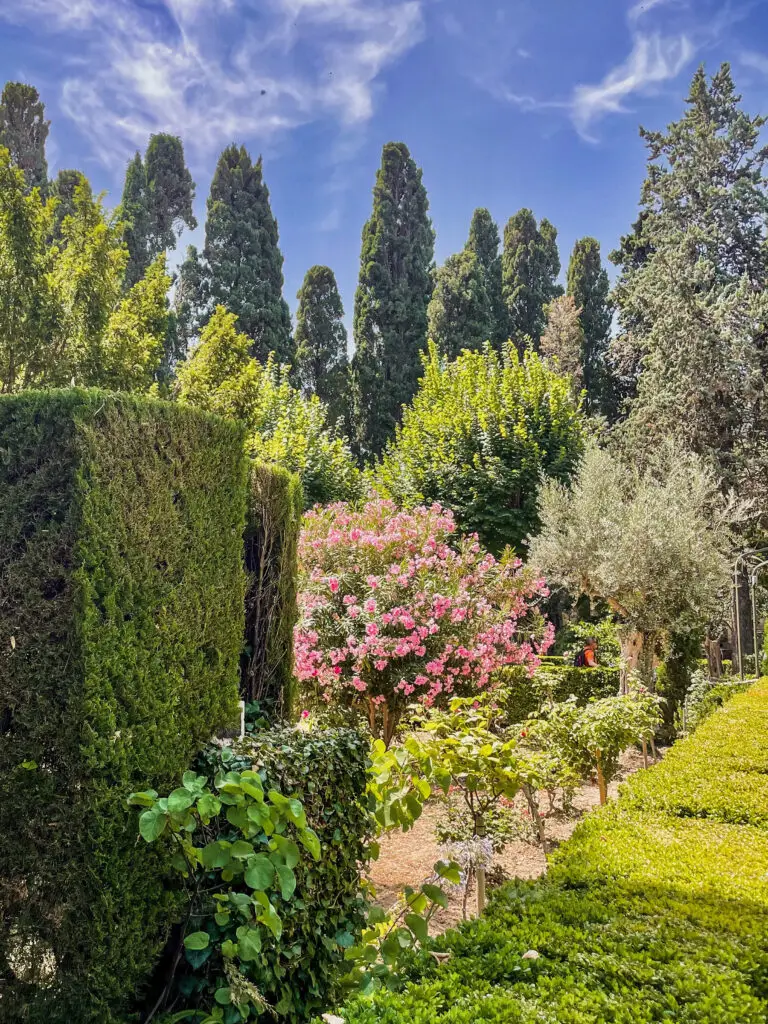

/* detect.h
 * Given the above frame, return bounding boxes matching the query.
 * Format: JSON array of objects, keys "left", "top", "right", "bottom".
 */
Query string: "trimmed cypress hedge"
[
  {"left": 326, "top": 681, "right": 768, "bottom": 1023},
  {"left": 0, "top": 390, "right": 248, "bottom": 1024},
  {"left": 242, "top": 463, "right": 303, "bottom": 720}
]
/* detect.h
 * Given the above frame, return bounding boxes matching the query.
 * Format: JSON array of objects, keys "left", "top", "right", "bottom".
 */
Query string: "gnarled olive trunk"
[{"left": 619, "top": 629, "right": 657, "bottom": 692}]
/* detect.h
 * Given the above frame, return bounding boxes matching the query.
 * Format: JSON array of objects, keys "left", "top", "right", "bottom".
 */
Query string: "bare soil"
[{"left": 369, "top": 746, "right": 653, "bottom": 933}]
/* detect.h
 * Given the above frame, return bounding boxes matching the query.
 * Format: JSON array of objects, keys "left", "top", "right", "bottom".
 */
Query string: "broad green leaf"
[
  {"left": 197, "top": 793, "right": 222, "bottom": 821},
  {"left": 230, "top": 840, "right": 255, "bottom": 860},
  {"left": 202, "top": 841, "right": 231, "bottom": 870},
  {"left": 244, "top": 854, "right": 274, "bottom": 891},
  {"left": 167, "top": 788, "right": 195, "bottom": 814},
  {"left": 435, "top": 860, "right": 461, "bottom": 885},
  {"left": 127, "top": 790, "right": 158, "bottom": 808},
  {"left": 421, "top": 883, "right": 449, "bottom": 908},
  {"left": 299, "top": 828, "right": 321, "bottom": 861},
  {"left": 405, "top": 913, "right": 429, "bottom": 945},
  {"left": 236, "top": 925, "right": 262, "bottom": 961},
  {"left": 183, "top": 931, "right": 210, "bottom": 951},
  {"left": 139, "top": 808, "right": 166, "bottom": 843},
  {"left": 275, "top": 863, "right": 296, "bottom": 900},
  {"left": 214, "top": 987, "right": 232, "bottom": 1006}
]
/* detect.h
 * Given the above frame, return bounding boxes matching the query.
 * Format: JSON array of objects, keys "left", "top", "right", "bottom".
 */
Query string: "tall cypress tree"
[
  {"left": 502, "top": 208, "right": 561, "bottom": 347},
  {"left": 120, "top": 153, "right": 150, "bottom": 289},
  {"left": 144, "top": 133, "right": 196, "bottom": 256},
  {"left": 203, "top": 145, "right": 293, "bottom": 363},
  {"left": 466, "top": 207, "right": 506, "bottom": 344},
  {"left": 0, "top": 81, "right": 49, "bottom": 193},
  {"left": 566, "top": 237, "right": 613, "bottom": 415},
  {"left": 294, "top": 265, "right": 348, "bottom": 425},
  {"left": 174, "top": 245, "right": 206, "bottom": 355},
  {"left": 352, "top": 141, "right": 434, "bottom": 457},
  {"left": 51, "top": 169, "right": 86, "bottom": 240},
  {"left": 427, "top": 250, "right": 492, "bottom": 359}
]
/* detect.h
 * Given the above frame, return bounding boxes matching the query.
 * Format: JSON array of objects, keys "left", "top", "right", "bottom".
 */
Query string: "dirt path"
[{"left": 369, "top": 746, "right": 652, "bottom": 933}]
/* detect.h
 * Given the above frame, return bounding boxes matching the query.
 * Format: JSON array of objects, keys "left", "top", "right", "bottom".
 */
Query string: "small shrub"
[{"left": 495, "top": 663, "right": 619, "bottom": 724}]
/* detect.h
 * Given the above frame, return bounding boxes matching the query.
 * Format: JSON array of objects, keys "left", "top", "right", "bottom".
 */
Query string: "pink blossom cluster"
[{"left": 295, "top": 500, "right": 553, "bottom": 726}]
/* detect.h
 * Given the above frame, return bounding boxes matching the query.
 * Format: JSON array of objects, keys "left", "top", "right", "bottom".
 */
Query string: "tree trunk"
[
  {"left": 704, "top": 638, "right": 723, "bottom": 680},
  {"left": 595, "top": 755, "right": 608, "bottom": 805},
  {"left": 476, "top": 867, "right": 486, "bottom": 916},
  {"left": 619, "top": 629, "right": 656, "bottom": 691}
]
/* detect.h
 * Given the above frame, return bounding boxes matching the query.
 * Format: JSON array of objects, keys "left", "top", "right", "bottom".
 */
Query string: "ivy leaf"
[
  {"left": 183, "top": 931, "right": 210, "bottom": 951},
  {"left": 244, "top": 854, "right": 275, "bottom": 891},
  {"left": 236, "top": 925, "right": 262, "bottom": 962},
  {"left": 197, "top": 793, "right": 222, "bottom": 821},
  {"left": 127, "top": 790, "right": 158, "bottom": 808},
  {"left": 214, "top": 986, "right": 232, "bottom": 1005},
  {"left": 275, "top": 863, "right": 296, "bottom": 900},
  {"left": 421, "top": 884, "right": 449, "bottom": 908},
  {"left": 139, "top": 808, "right": 167, "bottom": 843},
  {"left": 202, "top": 841, "right": 232, "bottom": 870},
  {"left": 230, "top": 840, "right": 255, "bottom": 860},
  {"left": 299, "top": 828, "right": 321, "bottom": 861},
  {"left": 167, "top": 788, "right": 195, "bottom": 814},
  {"left": 405, "top": 913, "right": 429, "bottom": 945}
]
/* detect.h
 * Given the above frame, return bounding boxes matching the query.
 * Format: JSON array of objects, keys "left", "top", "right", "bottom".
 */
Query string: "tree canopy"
[
  {"left": 502, "top": 208, "right": 562, "bottom": 347},
  {"left": 376, "top": 340, "right": 585, "bottom": 554},
  {"left": 566, "top": 237, "right": 613, "bottom": 416},
  {"left": 466, "top": 207, "right": 506, "bottom": 345},
  {"left": 427, "top": 249, "right": 492, "bottom": 359},
  {"left": 294, "top": 265, "right": 348, "bottom": 426},
  {"left": 0, "top": 82, "right": 49, "bottom": 193}
]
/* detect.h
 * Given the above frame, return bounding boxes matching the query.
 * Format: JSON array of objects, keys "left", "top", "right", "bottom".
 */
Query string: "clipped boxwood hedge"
[
  {"left": 166, "top": 728, "right": 371, "bottom": 1021},
  {"left": 495, "top": 663, "right": 619, "bottom": 723},
  {"left": 0, "top": 390, "right": 248, "bottom": 1024},
  {"left": 242, "top": 463, "right": 303, "bottom": 720},
  {"left": 327, "top": 681, "right": 768, "bottom": 1023}
]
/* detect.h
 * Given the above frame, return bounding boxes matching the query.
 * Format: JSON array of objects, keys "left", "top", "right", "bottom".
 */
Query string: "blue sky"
[{"left": 1, "top": 0, "right": 767, "bottom": 330}]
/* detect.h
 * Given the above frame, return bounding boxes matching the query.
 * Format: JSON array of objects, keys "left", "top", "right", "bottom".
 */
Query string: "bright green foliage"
[
  {"left": 177, "top": 307, "right": 361, "bottom": 506},
  {"left": 376, "top": 341, "right": 585, "bottom": 553},
  {"left": 242, "top": 464, "right": 303, "bottom": 718},
  {"left": 426, "top": 249, "right": 492, "bottom": 359},
  {"left": 351, "top": 142, "right": 435, "bottom": 458},
  {"left": 502, "top": 208, "right": 562, "bottom": 348},
  {"left": 120, "top": 151, "right": 151, "bottom": 287},
  {"left": 141, "top": 729, "right": 370, "bottom": 1022},
  {"left": 0, "top": 390, "right": 247, "bottom": 1024},
  {"left": 495, "top": 663, "right": 619, "bottom": 724},
  {"left": 98, "top": 253, "right": 172, "bottom": 392},
  {"left": 0, "top": 81, "right": 49, "bottom": 192},
  {"left": 203, "top": 145, "right": 293, "bottom": 363},
  {"left": 530, "top": 443, "right": 736, "bottom": 685},
  {"left": 466, "top": 207, "right": 506, "bottom": 345},
  {"left": 50, "top": 168, "right": 85, "bottom": 239},
  {"left": 612, "top": 65, "right": 768, "bottom": 500},
  {"left": 294, "top": 264, "right": 349, "bottom": 426},
  {"left": 566, "top": 237, "right": 613, "bottom": 416},
  {"left": 120, "top": 136, "right": 196, "bottom": 290},
  {"left": 326, "top": 682, "right": 768, "bottom": 1024}
]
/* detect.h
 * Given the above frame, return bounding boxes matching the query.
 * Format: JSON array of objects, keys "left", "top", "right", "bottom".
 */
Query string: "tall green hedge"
[
  {"left": 327, "top": 681, "right": 768, "bottom": 1023},
  {"left": 495, "top": 663, "right": 619, "bottom": 723},
  {"left": 242, "top": 463, "right": 303, "bottom": 720},
  {"left": 0, "top": 390, "right": 248, "bottom": 1024}
]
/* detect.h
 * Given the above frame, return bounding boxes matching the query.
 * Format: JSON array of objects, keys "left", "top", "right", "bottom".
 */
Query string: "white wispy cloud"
[
  {"left": 740, "top": 49, "right": 768, "bottom": 75},
  {"left": 572, "top": 32, "right": 694, "bottom": 139},
  {"left": 0, "top": 0, "right": 424, "bottom": 170}
]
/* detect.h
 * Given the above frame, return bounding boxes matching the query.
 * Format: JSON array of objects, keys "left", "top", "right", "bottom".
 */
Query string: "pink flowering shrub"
[{"left": 294, "top": 499, "right": 553, "bottom": 743}]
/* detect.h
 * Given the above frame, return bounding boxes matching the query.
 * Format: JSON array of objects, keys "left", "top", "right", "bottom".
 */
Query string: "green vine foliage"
[{"left": 242, "top": 464, "right": 303, "bottom": 719}]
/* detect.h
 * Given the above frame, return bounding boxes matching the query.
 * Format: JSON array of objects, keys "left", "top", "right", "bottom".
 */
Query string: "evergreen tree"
[
  {"left": 0, "top": 82, "right": 49, "bottom": 193},
  {"left": 502, "top": 208, "right": 561, "bottom": 347},
  {"left": 466, "top": 207, "right": 506, "bottom": 343},
  {"left": 351, "top": 141, "right": 434, "bottom": 458},
  {"left": 427, "top": 249, "right": 492, "bottom": 359},
  {"left": 203, "top": 145, "right": 293, "bottom": 363},
  {"left": 51, "top": 169, "right": 85, "bottom": 240},
  {"left": 173, "top": 245, "right": 206, "bottom": 355},
  {"left": 566, "top": 237, "right": 613, "bottom": 415},
  {"left": 119, "top": 153, "right": 150, "bottom": 288},
  {"left": 540, "top": 294, "right": 585, "bottom": 394},
  {"left": 144, "top": 133, "right": 196, "bottom": 257},
  {"left": 294, "top": 265, "right": 348, "bottom": 425},
  {"left": 613, "top": 63, "right": 768, "bottom": 502}
]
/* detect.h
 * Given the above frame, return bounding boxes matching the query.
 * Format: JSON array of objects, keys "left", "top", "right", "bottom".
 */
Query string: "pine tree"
[
  {"left": 427, "top": 249, "right": 492, "bottom": 359},
  {"left": 466, "top": 207, "right": 506, "bottom": 343},
  {"left": 294, "top": 265, "right": 348, "bottom": 426},
  {"left": 351, "top": 141, "right": 434, "bottom": 458},
  {"left": 119, "top": 153, "right": 150, "bottom": 288},
  {"left": 566, "top": 237, "right": 613, "bottom": 415},
  {"left": 0, "top": 82, "right": 49, "bottom": 193},
  {"left": 613, "top": 63, "right": 768, "bottom": 501},
  {"left": 502, "top": 208, "right": 561, "bottom": 347},
  {"left": 203, "top": 145, "right": 293, "bottom": 363},
  {"left": 144, "top": 133, "right": 196, "bottom": 257}
]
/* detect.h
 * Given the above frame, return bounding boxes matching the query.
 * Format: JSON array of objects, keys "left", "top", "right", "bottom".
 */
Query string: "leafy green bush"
[
  {"left": 140, "top": 728, "right": 371, "bottom": 1023},
  {"left": 0, "top": 390, "right": 247, "bottom": 1024},
  {"left": 495, "top": 664, "right": 619, "bottom": 723},
  {"left": 242, "top": 464, "right": 303, "bottom": 720},
  {"left": 325, "top": 681, "right": 768, "bottom": 1023}
]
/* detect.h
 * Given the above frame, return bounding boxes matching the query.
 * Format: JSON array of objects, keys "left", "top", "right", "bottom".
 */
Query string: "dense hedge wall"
[
  {"left": 328, "top": 681, "right": 768, "bottom": 1023},
  {"left": 0, "top": 390, "right": 247, "bottom": 1024},
  {"left": 495, "top": 663, "right": 619, "bottom": 723},
  {"left": 165, "top": 728, "right": 371, "bottom": 1021},
  {"left": 241, "top": 463, "right": 303, "bottom": 720}
]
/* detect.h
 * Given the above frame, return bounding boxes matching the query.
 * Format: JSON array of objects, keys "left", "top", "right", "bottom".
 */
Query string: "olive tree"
[{"left": 529, "top": 444, "right": 736, "bottom": 688}]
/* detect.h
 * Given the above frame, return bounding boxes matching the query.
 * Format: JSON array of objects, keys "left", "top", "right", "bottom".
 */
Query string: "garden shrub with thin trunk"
[
  {"left": 0, "top": 389, "right": 247, "bottom": 1024},
  {"left": 242, "top": 463, "right": 303, "bottom": 720},
  {"left": 323, "top": 680, "right": 768, "bottom": 1023}
]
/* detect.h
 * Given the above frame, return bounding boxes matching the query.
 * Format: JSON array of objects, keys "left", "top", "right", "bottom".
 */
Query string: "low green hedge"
[
  {"left": 495, "top": 663, "right": 619, "bottom": 723},
  {"left": 154, "top": 728, "right": 371, "bottom": 1023},
  {"left": 327, "top": 680, "right": 768, "bottom": 1023},
  {"left": 0, "top": 391, "right": 247, "bottom": 1024}
]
